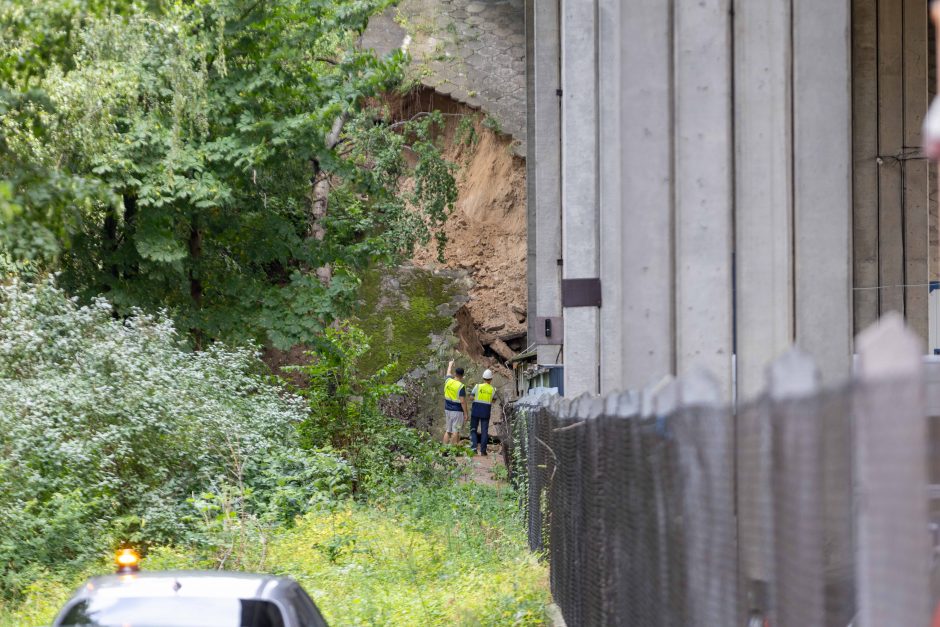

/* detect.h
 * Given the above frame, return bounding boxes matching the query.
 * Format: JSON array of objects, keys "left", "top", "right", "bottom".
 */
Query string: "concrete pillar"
[
  {"left": 734, "top": 0, "right": 794, "bottom": 403},
  {"left": 526, "top": 0, "right": 563, "bottom": 367},
  {"left": 878, "top": 1, "right": 906, "bottom": 318},
  {"left": 607, "top": 0, "right": 676, "bottom": 394},
  {"left": 560, "top": 0, "right": 600, "bottom": 396},
  {"left": 597, "top": 0, "right": 630, "bottom": 394},
  {"left": 525, "top": 0, "right": 537, "bottom": 355},
  {"left": 793, "top": 0, "right": 852, "bottom": 385},
  {"left": 527, "top": 0, "right": 858, "bottom": 399},
  {"left": 902, "top": 0, "right": 929, "bottom": 343},
  {"left": 853, "top": 0, "right": 879, "bottom": 337},
  {"left": 597, "top": 0, "right": 623, "bottom": 394},
  {"left": 674, "top": 0, "right": 734, "bottom": 399}
]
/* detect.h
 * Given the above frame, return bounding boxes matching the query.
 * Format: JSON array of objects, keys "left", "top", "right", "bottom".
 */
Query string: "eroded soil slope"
[{"left": 392, "top": 89, "right": 528, "bottom": 366}]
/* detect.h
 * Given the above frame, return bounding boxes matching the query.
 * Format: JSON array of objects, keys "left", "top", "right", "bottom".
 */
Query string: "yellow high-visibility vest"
[
  {"left": 474, "top": 382, "right": 495, "bottom": 404},
  {"left": 444, "top": 377, "right": 465, "bottom": 402}
]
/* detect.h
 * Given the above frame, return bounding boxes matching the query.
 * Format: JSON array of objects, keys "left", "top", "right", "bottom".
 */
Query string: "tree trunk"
[
  {"left": 189, "top": 221, "right": 203, "bottom": 307},
  {"left": 102, "top": 209, "right": 119, "bottom": 309},
  {"left": 123, "top": 193, "right": 137, "bottom": 231},
  {"left": 307, "top": 113, "right": 348, "bottom": 284},
  {"left": 122, "top": 193, "right": 138, "bottom": 279},
  {"left": 189, "top": 218, "right": 203, "bottom": 348},
  {"left": 309, "top": 172, "right": 333, "bottom": 283}
]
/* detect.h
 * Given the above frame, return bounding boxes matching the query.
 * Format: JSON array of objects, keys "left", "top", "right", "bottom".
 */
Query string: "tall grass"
[{"left": 0, "top": 481, "right": 548, "bottom": 627}]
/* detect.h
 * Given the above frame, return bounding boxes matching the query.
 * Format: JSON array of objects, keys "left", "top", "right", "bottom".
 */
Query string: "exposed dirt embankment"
[
  {"left": 267, "top": 89, "right": 526, "bottom": 434},
  {"left": 388, "top": 89, "right": 528, "bottom": 369}
]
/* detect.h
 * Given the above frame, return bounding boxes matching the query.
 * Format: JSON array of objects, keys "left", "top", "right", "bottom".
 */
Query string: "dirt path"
[{"left": 460, "top": 443, "right": 506, "bottom": 487}]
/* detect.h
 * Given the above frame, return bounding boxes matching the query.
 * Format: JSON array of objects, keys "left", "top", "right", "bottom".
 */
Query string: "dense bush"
[
  {"left": 0, "top": 281, "right": 550, "bottom": 624},
  {"left": 0, "top": 280, "right": 350, "bottom": 598},
  {"left": 288, "top": 324, "right": 458, "bottom": 496}
]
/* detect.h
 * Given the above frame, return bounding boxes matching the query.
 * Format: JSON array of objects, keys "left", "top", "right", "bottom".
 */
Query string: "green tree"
[{"left": 0, "top": 0, "right": 457, "bottom": 347}]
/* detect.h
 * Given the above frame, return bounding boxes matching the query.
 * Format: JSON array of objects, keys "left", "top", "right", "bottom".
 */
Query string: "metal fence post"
[
  {"left": 736, "top": 395, "right": 775, "bottom": 624},
  {"left": 854, "top": 313, "right": 931, "bottom": 626},
  {"left": 674, "top": 370, "right": 738, "bottom": 626},
  {"left": 768, "top": 349, "right": 825, "bottom": 627}
]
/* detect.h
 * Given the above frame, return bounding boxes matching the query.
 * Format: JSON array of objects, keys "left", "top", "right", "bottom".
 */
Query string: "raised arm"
[{"left": 446, "top": 359, "right": 454, "bottom": 377}]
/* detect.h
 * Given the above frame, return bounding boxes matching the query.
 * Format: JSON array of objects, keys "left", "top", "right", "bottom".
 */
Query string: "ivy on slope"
[{"left": 352, "top": 267, "right": 456, "bottom": 382}]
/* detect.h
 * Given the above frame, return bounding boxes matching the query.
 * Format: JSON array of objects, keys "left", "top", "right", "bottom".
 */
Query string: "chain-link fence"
[{"left": 507, "top": 319, "right": 937, "bottom": 626}]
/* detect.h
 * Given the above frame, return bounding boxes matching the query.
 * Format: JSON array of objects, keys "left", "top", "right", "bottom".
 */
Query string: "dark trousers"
[{"left": 470, "top": 416, "right": 490, "bottom": 453}]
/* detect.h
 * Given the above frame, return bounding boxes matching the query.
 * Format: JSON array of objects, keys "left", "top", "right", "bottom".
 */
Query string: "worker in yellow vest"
[
  {"left": 443, "top": 360, "right": 469, "bottom": 445},
  {"left": 469, "top": 369, "right": 498, "bottom": 456}
]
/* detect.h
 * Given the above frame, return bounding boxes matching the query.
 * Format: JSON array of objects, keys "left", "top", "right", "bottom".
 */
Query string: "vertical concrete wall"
[
  {"left": 559, "top": 0, "right": 600, "bottom": 396},
  {"left": 853, "top": 0, "right": 931, "bottom": 345},
  {"left": 734, "top": 0, "right": 794, "bottom": 401},
  {"left": 528, "top": 0, "right": 865, "bottom": 400},
  {"left": 525, "top": 0, "right": 563, "bottom": 367}
]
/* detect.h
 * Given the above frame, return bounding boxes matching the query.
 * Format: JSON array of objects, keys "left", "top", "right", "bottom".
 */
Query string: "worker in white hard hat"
[{"left": 468, "top": 369, "right": 499, "bottom": 456}]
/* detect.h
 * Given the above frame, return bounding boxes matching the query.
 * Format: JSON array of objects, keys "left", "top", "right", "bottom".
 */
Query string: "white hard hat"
[{"left": 482, "top": 369, "right": 493, "bottom": 380}]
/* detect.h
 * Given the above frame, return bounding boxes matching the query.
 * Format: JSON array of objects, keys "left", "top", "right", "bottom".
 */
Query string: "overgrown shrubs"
[
  {"left": 0, "top": 280, "right": 349, "bottom": 598},
  {"left": 288, "top": 325, "right": 453, "bottom": 496},
  {"left": 0, "top": 280, "right": 550, "bottom": 624},
  {"left": 1, "top": 0, "right": 458, "bottom": 349}
]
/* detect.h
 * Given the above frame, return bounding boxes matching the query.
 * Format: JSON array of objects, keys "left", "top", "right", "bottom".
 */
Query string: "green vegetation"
[
  {"left": 268, "top": 486, "right": 548, "bottom": 626},
  {"left": 0, "top": 1, "right": 543, "bottom": 624},
  {"left": 0, "top": 280, "right": 346, "bottom": 596},
  {"left": 289, "top": 323, "right": 447, "bottom": 494},
  {"left": 352, "top": 267, "right": 457, "bottom": 381},
  {"left": 0, "top": 282, "right": 548, "bottom": 625},
  {"left": 0, "top": 486, "right": 548, "bottom": 627},
  {"left": 455, "top": 115, "right": 480, "bottom": 147},
  {"left": 482, "top": 115, "right": 502, "bottom": 135},
  {"left": 1, "top": 0, "right": 457, "bottom": 349}
]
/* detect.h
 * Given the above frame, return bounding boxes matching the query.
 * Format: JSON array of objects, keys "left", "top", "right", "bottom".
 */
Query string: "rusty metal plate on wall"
[{"left": 561, "top": 278, "right": 602, "bottom": 308}]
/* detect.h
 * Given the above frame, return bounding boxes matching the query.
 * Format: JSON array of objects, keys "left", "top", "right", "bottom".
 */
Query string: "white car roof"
[{"left": 70, "top": 571, "right": 293, "bottom": 601}]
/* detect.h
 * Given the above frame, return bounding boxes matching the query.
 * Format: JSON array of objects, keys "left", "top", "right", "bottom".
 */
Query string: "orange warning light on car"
[{"left": 115, "top": 548, "right": 140, "bottom": 574}]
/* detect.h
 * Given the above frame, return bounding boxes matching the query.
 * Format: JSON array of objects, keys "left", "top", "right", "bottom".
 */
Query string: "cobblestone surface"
[{"left": 361, "top": 0, "right": 526, "bottom": 154}]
